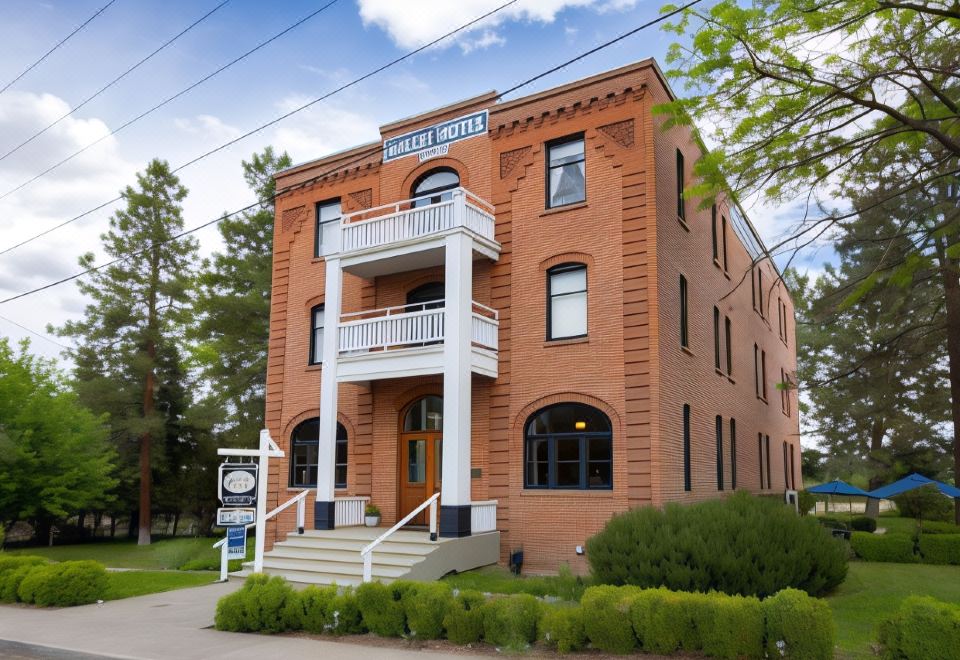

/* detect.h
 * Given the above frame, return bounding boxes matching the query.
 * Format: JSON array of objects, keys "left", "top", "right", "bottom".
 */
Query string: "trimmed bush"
[
  {"left": 481, "top": 593, "right": 541, "bottom": 652},
  {"left": 443, "top": 589, "right": 485, "bottom": 645},
  {"left": 851, "top": 516, "right": 878, "bottom": 532},
  {"left": 797, "top": 489, "right": 817, "bottom": 516},
  {"left": 918, "top": 534, "right": 960, "bottom": 565},
  {"left": 355, "top": 581, "right": 406, "bottom": 637},
  {"left": 401, "top": 581, "right": 453, "bottom": 639},
  {"left": 0, "top": 556, "right": 47, "bottom": 603},
  {"left": 921, "top": 521, "right": 960, "bottom": 535},
  {"left": 587, "top": 492, "right": 848, "bottom": 597},
  {"left": 0, "top": 555, "right": 47, "bottom": 575},
  {"left": 763, "top": 588, "right": 834, "bottom": 660},
  {"left": 818, "top": 517, "right": 849, "bottom": 531},
  {"left": 327, "top": 587, "right": 363, "bottom": 634},
  {"left": 850, "top": 532, "right": 917, "bottom": 562},
  {"left": 699, "top": 594, "right": 764, "bottom": 660},
  {"left": 16, "top": 560, "right": 108, "bottom": 607},
  {"left": 630, "top": 588, "right": 703, "bottom": 654},
  {"left": 214, "top": 574, "right": 299, "bottom": 633},
  {"left": 581, "top": 585, "right": 641, "bottom": 653},
  {"left": 288, "top": 584, "right": 362, "bottom": 635},
  {"left": 878, "top": 596, "right": 960, "bottom": 660},
  {"left": 538, "top": 604, "right": 587, "bottom": 654}
]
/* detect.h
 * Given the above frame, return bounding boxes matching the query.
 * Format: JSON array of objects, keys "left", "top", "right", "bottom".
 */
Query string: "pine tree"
[{"left": 55, "top": 159, "right": 197, "bottom": 545}]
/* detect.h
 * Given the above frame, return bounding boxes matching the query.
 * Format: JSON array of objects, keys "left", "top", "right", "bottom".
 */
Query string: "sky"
[{"left": 0, "top": 0, "right": 823, "bottom": 362}]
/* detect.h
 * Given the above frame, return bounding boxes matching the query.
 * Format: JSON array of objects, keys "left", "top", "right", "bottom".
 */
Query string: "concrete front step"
[
  {"left": 261, "top": 557, "right": 410, "bottom": 579},
  {"left": 277, "top": 536, "right": 436, "bottom": 556},
  {"left": 267, "top": 546, "right": 424, "bottom": 567}
]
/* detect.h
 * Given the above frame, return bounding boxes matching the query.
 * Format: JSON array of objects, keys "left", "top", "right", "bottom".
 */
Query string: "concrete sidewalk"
[{"left": 0, "top": 581, "right": 468, "bottom": 659}]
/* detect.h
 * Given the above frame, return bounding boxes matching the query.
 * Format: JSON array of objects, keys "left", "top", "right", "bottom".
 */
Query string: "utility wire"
[
  {"left": 0, "top": 0, "right": 701, "bottom": 307},
  {"left": 0, "top": 0, "right": 117, "bottom": 96},
  {"left": 0, "top": 313, "right": 70, "bottom": 349},
  {"left": 0, "top": 0, "right": 232, "bottom": 164},
  {"left": 0, "top": 0, "right": 342, "bottom": 203}
]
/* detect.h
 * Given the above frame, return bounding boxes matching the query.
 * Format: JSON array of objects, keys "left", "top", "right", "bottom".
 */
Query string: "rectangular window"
[
  {"left": 680, "top": 275, "right": 689, "bottom": 348},
  {"left": 676, "top": 149, "right": 686, "bottom": 221},
  {"left": 546, "top": 135, "right": 585, "bottom": 208},
  {"left": 790, "top": 443, "right": 796, "bottom": 490},
  {"left": 335, "top": 435, "right": 347, "bottom": 488},
  {"left": 751, "top": 266, "right": 756, "bottom": 309},
  {"left": 716, "top": 415, "right": 724, "bottom": 491},
  {"left": 315, "top": 199, "right": 341, "bottom": 257},
  {"left": 765, "top": 434, "right": 772, "bottom": 490},
  {"left": 711, "top": 204, "right": 718, "bottom": 262},
  {"left": 309, "top": 305, "right": 325, "bottom": 365},
  {"left": 778, "top": 298, "right": 784, "bottom": 339},
  {"left": 758, "top": 432, "right": 765, "bottom": 490},
  {"left": 757, "top": 269, "right": 764, "bottom": 317},
  {"left": 783, "top": 442, "right": 789, "bottom": 489},
  {"left": 730, "top": 418, "right": 737, "bottom": 490},
  {"left": 754, "top": 344, "right": 760, "bottom": 398},
  {"left": 761, "top": 350, "right": 768, "bottom": 400},
  {"left": 683, "top": 404, "right": 691, "bottom": 492},
  {"left": 780, "top": 367, "right": 787, "bottom": 413},
  {"left": 721, "top": 215, "right": 728, "bottom": 271},
  {"left": 547, "top": 264, "right": 587, "bottom": 340},
  {"left": 783, "top": 303, "right": 789, "bottom": 347},
  {"left": 713, "top": 307, "right": 721, "bottom": 371},
  {"left": 725, "top": 316, "right": 732, "bottom": 376},
  {"left": 524, "top": 435, "right": 612, "bottom": 490}
]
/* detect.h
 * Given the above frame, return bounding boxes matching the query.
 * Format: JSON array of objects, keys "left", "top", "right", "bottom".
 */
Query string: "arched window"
[
  {"left": 406, "top": 281, "right": 445, "bottom": 311},
  {"left": 290, "top": 418, "right": 347, "bottom": 488},
  {"left": 404, "top": 395, "right": 443, "bottom": 431},
  {"left": 524, "top": 403, "right": 612, "bottom": 490},
  {"left": 411, "top": 167, "right": 459, "bottom": 208}
]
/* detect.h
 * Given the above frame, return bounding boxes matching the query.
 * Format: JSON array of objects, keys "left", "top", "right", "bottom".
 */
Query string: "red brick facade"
[{"left": 265, "top": 60, "right": 801, "bottom": 573}]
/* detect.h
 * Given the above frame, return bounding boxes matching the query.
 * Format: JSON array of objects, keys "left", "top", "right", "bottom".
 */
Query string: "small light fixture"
[{"left": 575, "top": 421, "right": 586, "bottom": 430}]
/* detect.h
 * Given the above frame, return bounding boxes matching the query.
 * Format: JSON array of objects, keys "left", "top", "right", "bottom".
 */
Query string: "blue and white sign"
[
  {"left": 383, "top": 110, "right": 488, "bottom": 163},
  {"left": 226, "top": 525, "right": 247, "bottom": 560}
]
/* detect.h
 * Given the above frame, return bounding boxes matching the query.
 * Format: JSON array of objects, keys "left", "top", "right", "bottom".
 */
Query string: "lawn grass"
[
  {"left": 441, "top": 564, "right": 588, "bottom": 601},
  {"left": 103, "top": 571, "right": 216, "bottom": 600},
  {"left": 827, "top": 561, "right": 960, "bottom": 659}
]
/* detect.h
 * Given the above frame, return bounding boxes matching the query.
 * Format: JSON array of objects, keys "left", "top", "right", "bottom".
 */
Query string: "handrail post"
[
  {"left": 297, "top": 494, "right": 305, "bottom": 534},
  {"left": 429, "top": 498, "right": 438, "bottom": 542},
  {"left": 363, "top": 552, "right": 372, "bottom": 583},
  {"left": 219, "top": 539, "right": 229, "bottom": 582}
]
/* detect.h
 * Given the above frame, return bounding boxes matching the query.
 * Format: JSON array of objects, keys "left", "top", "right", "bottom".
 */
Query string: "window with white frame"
[
  {"left": 314, "top": 199, "right": 341, "bottom": 257},
  {"left": 546, "top": 135, "right": 585, "bottom": 208},
  {"left": 547, "top": 263, "right": 587, "bottom": 340}
]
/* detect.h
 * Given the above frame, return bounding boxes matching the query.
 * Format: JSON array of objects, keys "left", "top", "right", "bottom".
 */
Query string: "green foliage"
[
  {"left": 850, "top": 532, "right": 917, "bottom": 563},
  {"left": 442, "top": 563, "right": 587, "bottom": 600},
  {"left": 851, "top": 516, "right": 878, "bottom": 533},
  {"left": 587, "top": 492, "right": 848, "bottom": 597},
  {"left": 443, "top": 589, "right": 485, "bottom": 645},
  {"left": 878, "top": 596, "right": 960, "bottom": 660},
  {"left": 214, "top": 574, "right": 298, "bottom": 633},
  {"left": 920, "top": 521, "right": 960, "bottom": 535},
  {"left": 700, "top": 594, "right": 764, "bottom": 660},
  {"left": 0, "top": 523, "right": 5, "bottom": 547},
  {"left": 288, "top": 585, "right": 336, "bottom": 633},
  {"left": 797, "top": 489, "right": 817, "bottom": 516},
  {"left": 16, "top": 560, "right": 108, "bottom": 607},
  {"left": 538, "top": 604, "right": 586, "bottom": 654},
  {"left": 818, "top": 517, "right": 849, "bottom": 531},
  {"left": 919, "top": 535, "right": 960, "bottom": 565},
  {"left": 895, "top": 488, "right": 955, "bottom": 523},
  {"left": 580, "top": 585, "right": 641, "bottom": 653},
  {"left": 365, "top": 504, "right": 380, "bottom": 516},
  {"left": 629, "top": 588, "right": 700, "bottom": 654},
  {"left": 0, "top": 557, "right": 47, "bottom": 603},
  {"left": 763, "top": 588, "right": 835, "bottom": 660},
  {"left": 401, "top": 581, "right": 453, "bottom": 639},
  {"left": 480, "top": 593, "right": 541, "bottom": 652},
  {"left": 355, "top": 581, "right": 406, "bottom": 637},
  {"left": 101, "top": 570, "right": 213, "bottom": 600}
]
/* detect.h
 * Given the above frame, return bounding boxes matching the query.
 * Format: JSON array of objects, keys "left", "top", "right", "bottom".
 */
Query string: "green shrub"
[
  {"left": 797, "top": 489, "right": 817, "bottom": 516},
  {"left": 587, "top": 492, "right": 847, "bottom": 597},
  {"left": 894, "top": 488, "right": 955, "bottom": 522},
  {"left": 16, "top": 560, "right": 108, "bottom": 607},
  {"left": 538, "top": 604, "right": 587, "bottom": 654},
  {"left": 878, "top": 596, "right": 960, "bottom": 660},
  {"left": 291, "top": 584, "right": 337, "bottom": 634},
  {"left": 633, "top": 588, "right": 699, "bottom": 654},
  {"left": 328, "top": 587, "right": 363, "bottom": 634},
  {"left": 401, "top": 581, "right": 453, "bottom": 639},
  {"left": 763, "top": 588, "right": 834, "bottom": 660},
  {"left": 1, "top": 564, "right": 43, "bottom": 602},
  {"left": 581, "top": 585, "right": 641, "bottom": 653},
  {"left": 699, "top": 594, "right": 764, "bottom": 660},
  {"left": 919, "top": 534, "right": 960, "bottom": 565},
  {"left": 850, "top": 532, "right": 917, "bottom": 562},
  {"left": 818, "top": 517, "right": 849, "bottom": 531},
  {"left": 443, "top": 589, "right": 485, "bottom": 645},
  {"left": 356, "top": 581, "right": 406, "bottom": 637},
  {"left": 214, "top": 574, "right": 298, "bottom": 633},
  {"left": 481, "top": 593, "right": 541, "bottom": 652},
  {"left": 851, "top": 516, "right": 878, "bottom": 532},
  {"left": 0, "top": 555, "right": 46, "bottom": 575},
  {"left": 921, "top": 521, "right": 960, "bottom": 535}
]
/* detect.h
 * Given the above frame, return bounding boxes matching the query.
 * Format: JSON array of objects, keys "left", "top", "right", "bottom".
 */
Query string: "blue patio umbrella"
[
  {"left": 868, "top": 473, "right": 960, "bottom": 500},
  {"left": 808, "top": 480, "right": 872, "bottom": 497}
]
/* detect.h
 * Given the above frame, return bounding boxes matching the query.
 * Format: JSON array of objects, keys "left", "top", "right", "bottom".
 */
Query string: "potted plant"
[{"left": 365, "top": 503, "right": 381, "bottom": 527}]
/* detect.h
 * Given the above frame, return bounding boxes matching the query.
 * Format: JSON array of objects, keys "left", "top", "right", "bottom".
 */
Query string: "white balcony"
[
  {"left": 335, "top": 300, "right": 498, "bottom": 382},
  {"left": 334, "top": 188, "right": 500, "bottom": 278}
]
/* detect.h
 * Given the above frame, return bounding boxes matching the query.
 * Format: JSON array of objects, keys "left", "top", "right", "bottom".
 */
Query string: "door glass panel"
[
  {"left": 408, "top": 440, "right": 426, "bottom": 484},
  {"left": 434, "top": 437, "right": 442, "bottom": 486}
]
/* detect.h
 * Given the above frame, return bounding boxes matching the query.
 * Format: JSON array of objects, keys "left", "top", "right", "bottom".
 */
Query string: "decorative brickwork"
[
  {"left": 499, "top": 146, "right": 531, "bottom": 179},
  {"left": 348, "top": 188, "right": 373, "bottom": 209},
  {"left": 280, "top": 205, "right": 307, "bottom": 233},
  {"left": 598, "top": 119, "right": 635, "bottom": 148}
]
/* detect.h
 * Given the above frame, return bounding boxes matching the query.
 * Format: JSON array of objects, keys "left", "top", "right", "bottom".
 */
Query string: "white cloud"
[
  {"left": 269, "top": 95, "right": 381, "bottom": 162},
  {"left": 173, "top": 114, "right": 242, "bottom": 143},
  {"left": 459, "top": 29, "right": 507, "bottom": 54}
]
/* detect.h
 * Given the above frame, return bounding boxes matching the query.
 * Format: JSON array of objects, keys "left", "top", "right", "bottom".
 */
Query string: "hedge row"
[
  {"left": 216, "top": 576, "right": 834, "bottom": 658},
  {"left": 0, "top": 555, "right": 108, "bottom": 606},
  {"left": 879, "top": 596, "right": 960, "bottom": 660},
  {"left": 850, "top": 532, "right": 960, "bottom": 564}
]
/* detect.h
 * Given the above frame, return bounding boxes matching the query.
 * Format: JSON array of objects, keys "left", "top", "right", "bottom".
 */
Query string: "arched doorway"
[
  {"left": 411, "top": 167, "right": 459, "bottom": 208},
  {"left": 399, "top": 395, "right": 442, "bottom": 524}
]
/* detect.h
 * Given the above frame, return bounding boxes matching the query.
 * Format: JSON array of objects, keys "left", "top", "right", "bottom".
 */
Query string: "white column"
[
  {"left": 440, "top": 222, "right": 473, "bottom": 537},
  {"left": 315, "top": 255, "right": 342, "bottom": 529}
]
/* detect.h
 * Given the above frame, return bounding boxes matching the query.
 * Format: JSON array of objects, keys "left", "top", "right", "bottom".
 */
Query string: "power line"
[
  {"left": 0, "top": 0, "right": 342, "bottom": 203},
  {"left": 0, "top": 0, "right": 118, "bottom": 96},
  {"left": 0, "top": 313, "right": 70, "bottom": 350},
  {"left": 0, "top": 0, "right": 700, "bottom": 307},
  {"left": 0, "top": 0, "right": 232, "bottom": 164}
]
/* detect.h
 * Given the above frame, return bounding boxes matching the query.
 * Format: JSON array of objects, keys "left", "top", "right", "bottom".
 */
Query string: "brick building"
[{"left": 262, "top": 58, "right": 800, "bottom": 578}]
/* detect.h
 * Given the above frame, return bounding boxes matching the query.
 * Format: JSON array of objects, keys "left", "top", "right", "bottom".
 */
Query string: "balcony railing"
[
  {"left": 338, "top": 299, "right": 498, "bottom": 355},
  {"left": 340, "top": 187, "right": 495, "bottom": 254}
]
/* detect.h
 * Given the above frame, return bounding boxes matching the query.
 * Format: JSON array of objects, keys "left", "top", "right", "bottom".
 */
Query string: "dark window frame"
[
  {"left": 309, "top": 303, "right": 325, "bottom": 366},
  {"left": 758, "top": 432, "right": 765, "bottom": 490},
  {"left": 790, "top": 443, "right": 796, "bottom": 490},
  {"left": 545, "top": 133, "right": 586, "bottom": 209},
  {"left": 683, "top": 404, "right": 691, "bottom": 492},
  {"left": 680, "top": 275, "right": 689, "bottom": 348},
  {"left": 713, "top": 306, "right": 721, "bottom": 371},
  {"left": 730, "top": 418, "right": 737, "bottom": 490},
  {"left": 411, "top": 167, "right": 460, "bottom": 207},
  {"left": 289, "top": 419, "right": 348, "bottom": 489},
  {"left": 783, "top": 441, "right": 789, "bottom": 489},
  {"left": 721, "top": 214, "right": 729, "bottom": 271},
  {"left": 314, "top": 198, "right": 342, "bottom": 258},
  {"left": 546, "top": 262, "right": 588, "bottom": 341},
  {"left": 711, "top": 204, "right": 719, "bottom": 262},
  {"left": 761, "top": 349, "right": 768, "bottom": 400},
  {"left": 725, "top": 316, "right": 733, "bottom": 376},
  {"left": 715, "top": 414, "right": 724, "bottom": 491},
  {"left": 523, "top": 403, "right": 613, "bottom": 490},
  {"left": 676, "top": 149, "right": 686, "bottom": 221},
  {"left": 765, "top": 434, "right": 772, "bottom": 489}
]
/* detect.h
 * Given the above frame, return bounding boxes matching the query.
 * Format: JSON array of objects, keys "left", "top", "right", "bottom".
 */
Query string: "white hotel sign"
[{"left": 383, "top": 110, "right": 488, "bottom": 163}]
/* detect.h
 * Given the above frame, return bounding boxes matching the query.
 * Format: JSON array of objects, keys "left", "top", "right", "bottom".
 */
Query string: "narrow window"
[
  {"left": 751, "top": 266, "right": 756, "bottom": 309},
  {"left": 680, "top": 275, "right": 689, "bottom": 348},
  {"left": 754, "top": 344, "right": 760, "bottom": 398},
  {"left": 711, "top": 204, "right": 718, "bottom": 262},
  {"left": 314, "top": 199, "right": 341, "bottom": 257},
  {"left": 290, "top": 419, "right": 348, "bottom": 488},
  {"left": 335, "top": 424, "right": 348, "bottom": 488},
  {"left": 783, "top": 303, "right": 789, "bottom": 347},
  {"left": 715, "top": 415, "right": 724, "bottom": 491},
  {"left": 683, "top": 404, "right": 691, "bottom": 492},
  {"left": 546, "top": 135, "right": 585, "bottom": 208},
  {"left": 676, "top": 149, "right": 686, "bottom": 221},
  {"left": 309, "top": 304, "right": 325, "bottom": 365},
  {"left": 757, "top": 269, "right": 764, "bottom": 317},
  {"left": 765, "top": 434, "right": 772, "bottom": 489},
  {"left": 721, "top": 214, "right": 728, "bottom": 271},
  {"left": 730, "top": 418, "right": 737, "bottom": 490},
  {"left": 713, "top": 306, "right": 721, "bottom": 371},
  {"left": 790, "top": 443, "right": 796, "bottom": 490},
  {"left": 761, "top": 350, "right": 768, "bottom": 400},
  {"left": 778, "top": 298, "right": 784, "bottom": 339},
  {"left": 724, "top": 316, "right": 732, "bottom": 376},
  {"left": 758, "top": 432, "right": 765, "bottom": 490},
  {"left": 783, "top": 442, "right": 789, "bottom": 489},
  {"left": 547, "top": 263, "right": 587, "bottom": 340}
]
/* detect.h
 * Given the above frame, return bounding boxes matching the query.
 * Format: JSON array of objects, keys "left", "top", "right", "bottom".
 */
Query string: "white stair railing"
[
  {"left": 213, "top": 488, "right": 310, "bottom": 581},
  {"left": 359, "top": 492, "right": 439, "bottom": 583}
]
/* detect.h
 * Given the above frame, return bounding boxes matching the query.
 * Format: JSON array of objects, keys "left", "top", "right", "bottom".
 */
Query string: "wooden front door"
[{"left": 398, "top": 431, "right": 442, "bottom": 525}]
